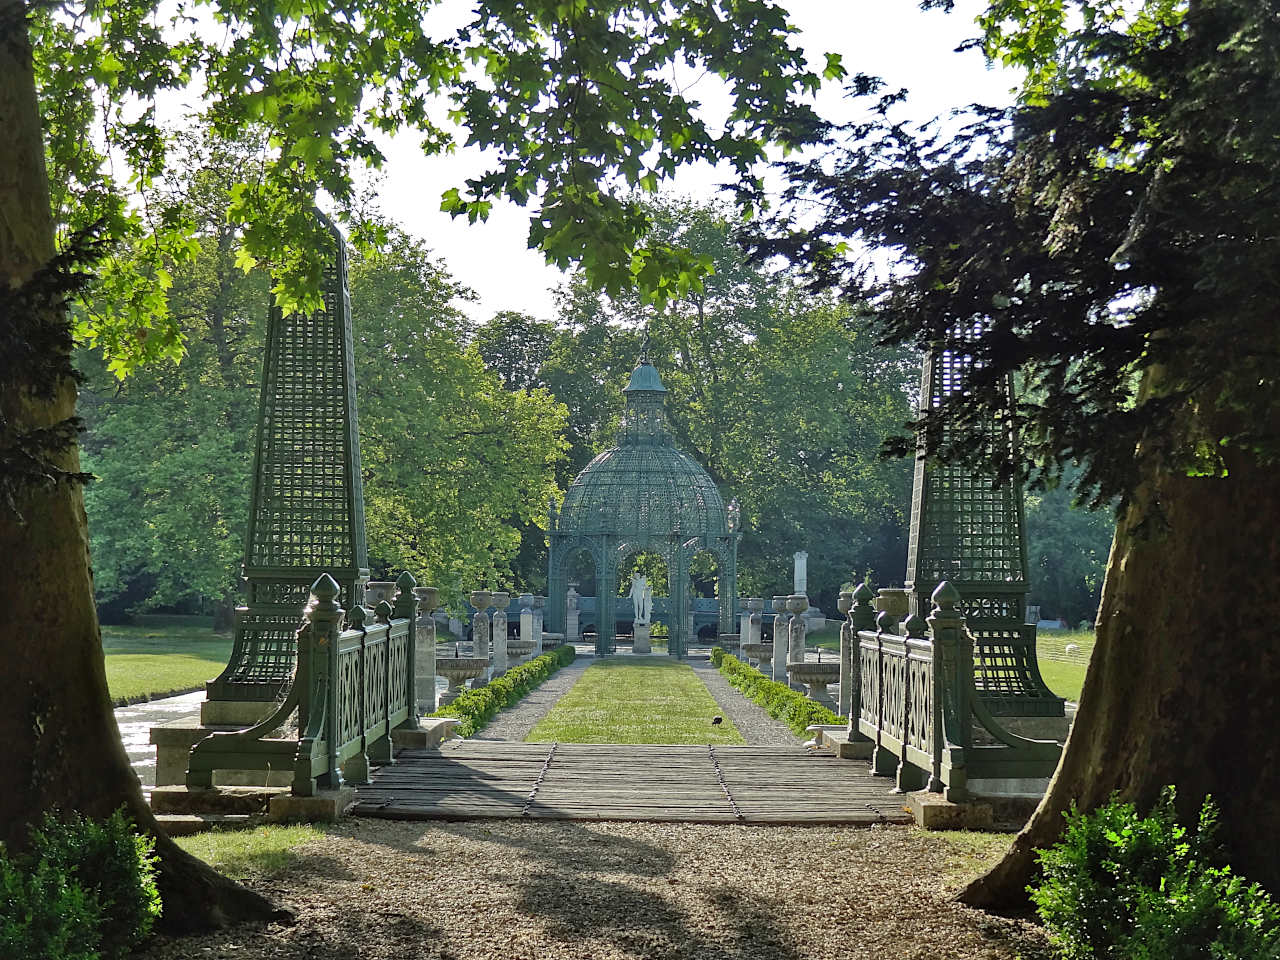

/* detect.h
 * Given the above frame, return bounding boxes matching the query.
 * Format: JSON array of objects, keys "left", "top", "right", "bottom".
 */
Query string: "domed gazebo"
[{"left": 547, "top": 349, "right": 741, "bottom": 657}]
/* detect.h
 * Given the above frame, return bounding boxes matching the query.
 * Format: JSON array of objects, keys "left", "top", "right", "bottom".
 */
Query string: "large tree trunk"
[
  {"left": 1, "top": 0, "right": 284, "bottom": 933},
  {"left": 960, "top": 437, "right": 1280, "bottom": 908}
]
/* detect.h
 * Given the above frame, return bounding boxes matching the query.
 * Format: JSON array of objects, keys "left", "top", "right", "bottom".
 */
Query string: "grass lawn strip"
[
  {"left": 102, "top": 625, "right": 232, "bottom": 703},
  {"left": 526, "top": 656, "right": 746, "bottom": 745},
  {"left": 175, "top": 824, "right": 324, "bottom": 880}
]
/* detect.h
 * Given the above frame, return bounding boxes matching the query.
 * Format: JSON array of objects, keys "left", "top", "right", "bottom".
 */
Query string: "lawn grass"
[
  {"left": 526, "top": 656, "right": 746, "bottom": 745},
  {"left": 175, "top": 824, "right": 323, "bottom": 880},
  {"left": 101, "top": 623, "right": 232, "bottom": 702}
]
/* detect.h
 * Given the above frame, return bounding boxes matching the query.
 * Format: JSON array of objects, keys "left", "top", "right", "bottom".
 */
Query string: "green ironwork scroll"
[
  {"left": 207, "top": 213, "right": 369, "bottom": 705},
  {"left": 905, "top": 339, "right": 1063, "bottom": 717}
]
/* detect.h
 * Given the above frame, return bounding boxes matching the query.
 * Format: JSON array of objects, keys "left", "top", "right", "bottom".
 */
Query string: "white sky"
[{"left": 370, "top": 1, "right": 1019, "bottom": 324}]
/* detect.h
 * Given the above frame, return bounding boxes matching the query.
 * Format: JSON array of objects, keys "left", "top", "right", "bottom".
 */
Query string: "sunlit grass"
[
  {"left": 102, "top": 624, "right": 232, "bottom": 701},
  {"left": 527, "top": 656, "right": 745, "bottom": 744},
  {"left": 175, "top": 824, "right": 324, "bottom": 880},
  {"left": 920, "top": 829, "right": 1016, "bottom": 888}
]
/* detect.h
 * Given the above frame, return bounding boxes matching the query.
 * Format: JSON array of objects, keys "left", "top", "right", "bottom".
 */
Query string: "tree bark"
[
  {"left": 960, "top": 438, "right": 1280, "bottom": 908},
  {"left": 1, "top": 0, "right": 285, "bottom": 933}
]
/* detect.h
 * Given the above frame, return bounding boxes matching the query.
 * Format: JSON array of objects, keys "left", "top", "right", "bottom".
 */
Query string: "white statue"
[{"left": 629, "top": 572, "right": 653, "bottom": 625}]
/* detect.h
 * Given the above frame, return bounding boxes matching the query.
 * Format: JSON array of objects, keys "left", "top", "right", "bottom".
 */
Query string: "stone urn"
[
  {"left": 838, "top": 590, "right": 854, "bottom": 619},
  {"left": 787, "top": 661, "right": 841, "bottom": 705},
  {"left": 470, "top": 590, "right": 493, "bottom": 613},
  {"left": 741, "top": 641, "right": 772, "bottom": 668},
  {"left": 875, "top": 587, "right": 910, "bottom": 633},
  {"left": 414, "top": 586, "right": 440, "bottom": 617},
  {"left": 770, "top": 595, "right": 788, "bottom": 637},
  {"left": 436, "top": 656, "right": 490, "bottom": 706},
  {"left": 365, "top": 580, "right": 396, "bottom": 608},
  {"left": 786, "top": 593, "right": 809, "bottom": 617}
]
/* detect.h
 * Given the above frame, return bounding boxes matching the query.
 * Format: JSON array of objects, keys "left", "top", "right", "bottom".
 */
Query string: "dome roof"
[{"left": 558, "top": 359, "right": 727, "bottom": 538}]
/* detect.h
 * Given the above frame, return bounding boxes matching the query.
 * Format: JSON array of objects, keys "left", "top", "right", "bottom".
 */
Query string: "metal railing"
[
  {"left": 188, "top": 571, "right": 419, "bottom": 796},
  {"left": 841, "top": 580, "right": 1062, "bottom": 801}
]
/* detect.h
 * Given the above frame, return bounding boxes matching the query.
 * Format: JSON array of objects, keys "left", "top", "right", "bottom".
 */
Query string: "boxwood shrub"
[
  {"left": 0, "top": 808, "right": 161, "bottom": 960},
  {"left": 1031, "top": 788, "right": 1280, "bottom": 960},
  {"left": 712, "top": 650, "right": 844, "bottom": 735},
  {"left": 430, "top": 644, "right": 576, "bottom": 737}
]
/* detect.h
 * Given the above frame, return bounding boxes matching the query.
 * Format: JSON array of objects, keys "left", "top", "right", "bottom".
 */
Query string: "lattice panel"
[
  {"left": 225, "top": 613, "right": 303, "bottom": 684},
  {"left": 907, "top": 657, "right": 932, "bottom": 754},
  {"left": 249, "top": 582, "right": 315, "bottom": 606},
  {"left": 388, "top": 631, "right": 409, "bottom": 715},
  {"left": 859, "top": 644, "right": 879, "bottom": 726},
  {"left": 338, "top": 648, "right": 361, "bottom": 745},
  {"left": 364, "top": 639, "right": 387, "bottom": 730},
  {"left": 882, "top": 653, "right": 907, "bottom": 742}
]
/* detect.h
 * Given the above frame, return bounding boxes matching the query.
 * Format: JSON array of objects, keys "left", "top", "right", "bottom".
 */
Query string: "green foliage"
[
  {"left": 710, "top": 645, "right": 726, "bottom": 668},
  {"left": 0, "top": 810, "right": 162, "bottom": 960},
  {"left": 1031, "top": 789, "right": 1280, "bottom": 959},
  {"left": 430, "top": 645, "right": 576, "bottom": 738},
  {"left": 79, "top": 144, "right": 567, "bottom": 614},
  {"left": 715, "top": 653, "right": 843, "bottom": 735},
  {"left": 31, "top": 0, "right": 838, "bottom": 372},
  {"left": 754, "top": 0, "right": 1280, "bottom": 509},
  {"left": 1025, "top": 475, "right": 1116, "bottom": 624}
]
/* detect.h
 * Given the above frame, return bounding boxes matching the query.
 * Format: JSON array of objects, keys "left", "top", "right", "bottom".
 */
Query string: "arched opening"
[
  {"left": 617, "top": 550, "right": 669, "bottom": 654},
  {"left": 690, "top": 548, "right": 722, "bottom": 643}
]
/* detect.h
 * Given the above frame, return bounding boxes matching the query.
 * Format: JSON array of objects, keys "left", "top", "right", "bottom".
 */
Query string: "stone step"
[
  {"left": 155, "top": 813, "right": 261, "bottom": 837},
  {"left": 151, "top": 785, "right": 288, "bottom": 816}
]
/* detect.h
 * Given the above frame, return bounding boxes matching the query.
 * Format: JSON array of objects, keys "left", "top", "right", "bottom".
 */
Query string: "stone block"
[
  {"left": 813, "top": 726, "right": 875, "bottom": 760},
  {"left": 906, "top": 791, "right": 994, "bottom": 830},
  {"left": 150, "top": 785, "right": 286, "bottom": 816},
  {"left": 391, "top": 718, "right": 460, "bottom": 751},
  {"left": 155, "top": 813, "right": 258, "bottom": 837},
  {"left": 998, "top": 714, "right": 1073, "bottom": 743},
  {"left": 150, "top": 716, "right": 292, "bottom": 787},
  {"left": 200, "top": 699, "right": 276, "bottom": 726},
  {"left": 268, "top": 787, "right": 356, "bottom": 823}
]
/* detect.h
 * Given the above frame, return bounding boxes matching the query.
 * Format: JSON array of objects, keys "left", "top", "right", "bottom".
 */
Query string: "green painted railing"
[
  {"left": 188, "top": 571, "right": 419, "bottom": 796},
  {"left": 841, "top": 580, "right": 1062, "bottom": 801}
]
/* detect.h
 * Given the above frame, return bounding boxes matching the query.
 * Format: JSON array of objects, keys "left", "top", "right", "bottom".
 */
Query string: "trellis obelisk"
[{"left": 203, "top": 213, "right": 369, "bottom": 724}]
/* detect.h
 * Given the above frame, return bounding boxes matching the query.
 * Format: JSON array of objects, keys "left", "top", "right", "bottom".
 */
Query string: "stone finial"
[
  {"left": 312, "top": 573, "right": 340, "bottom": 604},
  {"left": 903, "top": 613, "right": 928, "bottom": 638},
  {"left": 931, "top": 580, "right": 961, "bottom": 614},
  {"left": 852, "top": 582, "right": 875, "bottom": 604},
  {"left": 375, "top": 600, "right": 393, "bottom": 623}
]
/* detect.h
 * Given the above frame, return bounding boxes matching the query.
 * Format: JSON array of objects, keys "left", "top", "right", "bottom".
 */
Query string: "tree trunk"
[
  {"left": 959, "top": 439, "right": 1280, "bottom": 908},
  {"left": 1, "top": 0, "right": 284, "bottom": 933}
]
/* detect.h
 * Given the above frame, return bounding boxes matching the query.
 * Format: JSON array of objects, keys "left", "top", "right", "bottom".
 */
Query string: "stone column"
[
  {"left": 413, "top": 586, "right": 439, "bottom": 714},
  {"left": 470, "top": 590, "right": 493, "bottom": 686},
  {"left": 532, "top": 596, "right": 545, "bottom": 655},
  {"left": 771, "top": 596, "right": 789, "bottom": 684},
  {"left": 787, "top": 593, "right": 808, "bottom": 691},
  {"left": 746, "top": 599, "right": 763, "bottom": 646},
  {"left": 491, "top": 591, "right": 510, "bottom": 676},
  {"left": 837, "top": 590, "right": 854, "bottom": 718},
  {"left": 793, "top": 551, "right": 808, "bottom": 594},
  {"left": 566, "top": 584, "right": 580, "bottom": 645},
  {"left": 519, "top": 593, "right": 535, "bottom": 658}
]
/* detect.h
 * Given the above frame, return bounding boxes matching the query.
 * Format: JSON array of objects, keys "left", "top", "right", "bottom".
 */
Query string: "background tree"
[
  {"left": 753, "top": 0, "right": 1280, "bottom": 901},
  {"left": 2, "top": 0, "right": 839, "bottom": 930}
]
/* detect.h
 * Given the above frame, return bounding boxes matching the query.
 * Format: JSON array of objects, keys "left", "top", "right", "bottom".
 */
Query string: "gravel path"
[
  {"left": 688, "top": 661, "right": 802, "bottom": 746},
  {"left": 139, "top": 820, "right": 1049, "bottom": 960},
  {"left": 468, "top": 654, "right": 594, "bottom": 742}
]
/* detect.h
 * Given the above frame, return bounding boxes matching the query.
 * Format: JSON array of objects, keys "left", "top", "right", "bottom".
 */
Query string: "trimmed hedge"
[
  {"left": 0, "top": 809, "right": 161, "bottom": 960},
  {"left": 430, "top": 644, "right": 576, "bottom": 737},
  {"left": 711, "top": 648, "right": 845, "bottom": 735}
]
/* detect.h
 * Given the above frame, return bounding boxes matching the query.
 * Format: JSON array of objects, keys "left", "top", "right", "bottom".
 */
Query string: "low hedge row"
[
  {"left": 711, "top": 648, "right": 845, "bottom": 735},
  {"left": 430, "top": 644, "right": 576, "bottom": 737}
]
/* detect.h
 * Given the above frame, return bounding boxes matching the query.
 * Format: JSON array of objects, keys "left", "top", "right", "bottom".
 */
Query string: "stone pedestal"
[
  {"left": 519, "top": 593, "right": 535, "bottom": 655},
  {"left": 414, "top": 586, "right": 439, "bottom": 714},
  {"left": 632, "top": 622, "right": 652, "bottom": 654},
  {"left": 469, "top": 591, "right": 493, "bottom": 686},
  {"left": 787, "top": 593, "right": 808, "bottom": 691},
  {"left": 793, "top": 551, "right": 808, "bottom": 594},
  {"left": 771, "top": 596, "right": 789, "bottom": 684},
  {"left": 532, "top": 596, "right": 545, "bottom": 655},
  {"left": 491, "top": 592, "right": 510, "bottom": 676},
  {"left": 566, "top": 585, "right": 581, "bottom": 644}
]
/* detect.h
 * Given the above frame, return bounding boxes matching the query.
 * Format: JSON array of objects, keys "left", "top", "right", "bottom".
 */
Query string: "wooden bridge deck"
[{"left": 351, "top": 741, "right": 912, "bottom": 825}]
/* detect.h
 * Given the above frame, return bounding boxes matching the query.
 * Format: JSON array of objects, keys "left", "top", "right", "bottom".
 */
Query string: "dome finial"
[{"left": 639, "top": 325, "right": 650, "bottom": 365}]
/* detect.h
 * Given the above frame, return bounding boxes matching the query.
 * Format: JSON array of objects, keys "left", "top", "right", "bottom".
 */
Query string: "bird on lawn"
[{"left": 711, "top": 716, "right": 723, "bottom": 726}]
